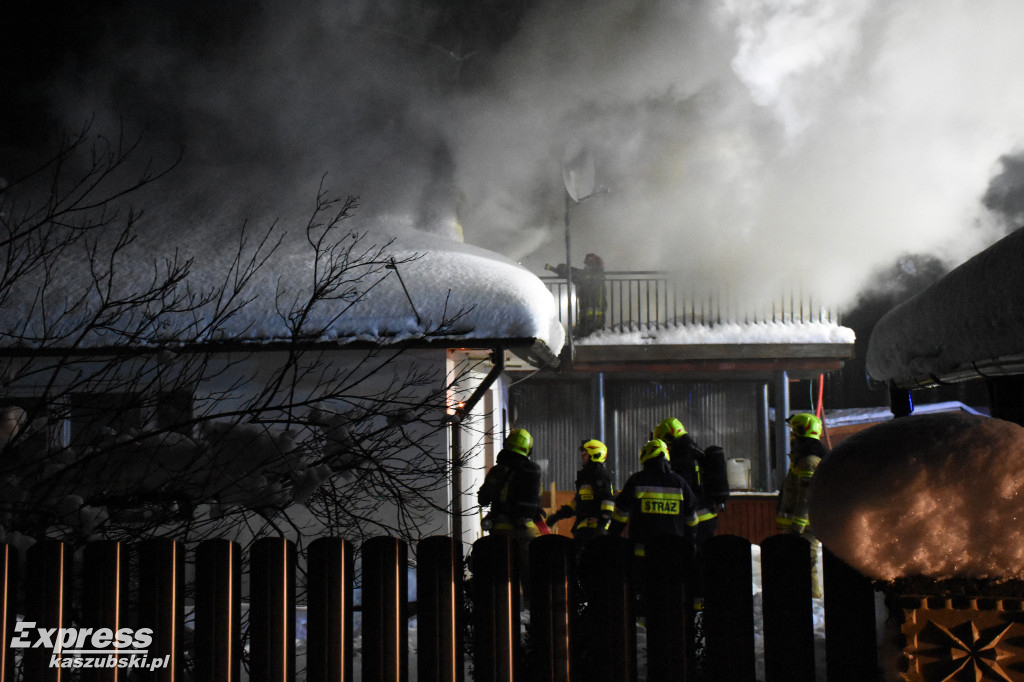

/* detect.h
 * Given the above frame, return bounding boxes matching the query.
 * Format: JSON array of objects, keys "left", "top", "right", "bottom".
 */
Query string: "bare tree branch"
[{"left": 0, "top": 126, "right": 489, "bottom": 565}]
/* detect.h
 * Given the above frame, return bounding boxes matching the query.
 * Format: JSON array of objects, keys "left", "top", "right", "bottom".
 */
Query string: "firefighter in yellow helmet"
[
  {"left": 653, "top": 417, "right": 730, "bottom": 548},
  {"left": 478, "top": 428, "right": 544, "bottom": 596},
  {"left": 547, "top": 439, "right": 616, "bottom": 547},
  {"left": 608, "top": 439, "right": 699, "bottom": 557},
  {"left": 776, "top": 413, "right": 828, "bottom": 598}
]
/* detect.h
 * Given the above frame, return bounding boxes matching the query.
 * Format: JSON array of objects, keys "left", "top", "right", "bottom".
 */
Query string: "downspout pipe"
[{"left": 449, "top": 348, "right": 506, "bottom": 546}]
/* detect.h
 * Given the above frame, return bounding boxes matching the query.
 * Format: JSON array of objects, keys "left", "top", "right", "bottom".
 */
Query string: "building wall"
[
  {"left": 510, "top": 375, "right": 765, "bottom": 492},
  {"left": 509, "top": 375, "right": 597, "bottom": 490},
  {"left": 1, "top": 347, "right": 500, "bottom": 548},
  {"left": 447, "top": 350, "right": 508, "bottom": 546},
  {"left": 607, "top": 379, "right": 762, "bottom": 489}
]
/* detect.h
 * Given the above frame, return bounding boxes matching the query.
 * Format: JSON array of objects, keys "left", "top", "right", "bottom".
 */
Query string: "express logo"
[
  {"left": 11, "top": 622, "right": 153, "bottom": 651},
  {"left": 11, "top": 622, "right": 169, "bottom": 671}
]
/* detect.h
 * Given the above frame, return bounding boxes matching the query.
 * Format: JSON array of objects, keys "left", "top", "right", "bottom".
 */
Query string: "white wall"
[{"left": 445, "top": 350, "right": 508, "bottom": 548}]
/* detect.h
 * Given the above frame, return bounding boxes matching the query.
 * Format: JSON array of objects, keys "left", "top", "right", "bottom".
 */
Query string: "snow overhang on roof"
[
  {"left": 569, "top": 322, "right": 855, "bottom": 378},
  {"left": 0, "top": 230, "right": 566, "bottom": 369},
  {"left": 866, "top": 227, "right": 1024, "bottom": 389}
]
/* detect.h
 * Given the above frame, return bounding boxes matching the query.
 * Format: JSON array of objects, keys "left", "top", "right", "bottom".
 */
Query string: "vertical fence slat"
[
  {"left": 528, "top": 534, "right": 575, "bottom": 682},
  {"left": 580, "top": 535, "right": 636, "bottom": 682},
  {"left": 703, "top": 534, "right": 756, "bottom": 681},
  {"left": 823, "top": 547, "right": 879, "bottom": 682},
  {"left": 470, "top": 534, "right": 520, "bottom": 682},
  {"left": 23, "top": 540, "right": 69, "bottom": 681},
  {"left": 417, "top": 536, "right": 463, "bottom": 682},
  {"left": 0, "top": 545, "right": 15, "bottom": 682},
  {"left": 250, "top": 537, "right": 296, "bottom": 682},
  {"left": 194, "top": 539, "right": 241, "bottom": 682},
  {"left": 363, "top": 536, "right": 408, "bottom": 682},
  {"left": 137, "top": 538, "right": 185, "bottom": 681},
  {"left": 644, "top": 534, "right": 692, "bottom": 681},
  {"left": 307, "top": 537, "right": 354, "bottom": 682},
  {"left": 82, "top": 541, "right": 129, "bottom": 682},
  {"left": 761, "top": 534, "right": 815, "bottom": 682},
  {"left": 0, "top": 531, "right": 887, "bottom": 681}
]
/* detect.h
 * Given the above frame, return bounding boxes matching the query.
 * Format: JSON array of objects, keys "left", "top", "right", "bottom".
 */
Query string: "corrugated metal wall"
[
  {"left": 508, "top": 377, "right": 596, "bottom": 492},
  {"left": 509, "top": 376, "right": 764, "bottom": 492},
  {"left": 606, "top": 380, "right": 761, "bottom": 490}
]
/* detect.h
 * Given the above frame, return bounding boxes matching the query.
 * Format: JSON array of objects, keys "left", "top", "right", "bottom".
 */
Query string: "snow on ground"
[{"left": 811, "top": 411, "right": 1024, "bottom": 581}]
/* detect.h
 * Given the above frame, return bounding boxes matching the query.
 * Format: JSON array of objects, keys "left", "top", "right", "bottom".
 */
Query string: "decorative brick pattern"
[{"left": 900, "top": 596, "right": 1024, "bottom": 681}]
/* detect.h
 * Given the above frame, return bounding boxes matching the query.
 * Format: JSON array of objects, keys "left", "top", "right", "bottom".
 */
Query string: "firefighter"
[
  {"left": 608, "top": 439, "right": 699, "bottom": 557},
  {"left": 547, "top": 439, "right": 616, "bottom": 547},
  {"left": 776, "top": 413, "right": 828, "bottom": 598},
  {"left": 544, "top": 253, "right": 606, "bottom": 336},
  {"left": 608, "top": 439, "right": 699, "bottom": 639},
  {"left": 653, "top": 417, "right": 728, "bottom": 548},
  {"left": 478, "top": 428, "right": 544, "bottom": 596}
]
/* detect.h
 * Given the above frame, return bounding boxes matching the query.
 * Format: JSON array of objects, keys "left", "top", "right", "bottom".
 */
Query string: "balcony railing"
[{"left": 542, "top": 271, "right": 841, "bottom": 334}]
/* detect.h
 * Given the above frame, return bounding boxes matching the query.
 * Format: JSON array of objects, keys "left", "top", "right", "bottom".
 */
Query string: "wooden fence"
[{"left": 0, "top": 533, "right": 881, "bottom": 681}]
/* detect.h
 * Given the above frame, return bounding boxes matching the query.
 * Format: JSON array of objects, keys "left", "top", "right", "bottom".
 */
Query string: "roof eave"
[{"left": 0, "top": 336, "right": 562, "bottom": 370}]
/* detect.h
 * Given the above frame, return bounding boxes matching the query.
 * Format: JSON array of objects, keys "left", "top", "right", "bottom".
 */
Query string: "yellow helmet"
[
  {"left": 504, "top": 428, "right": 534, "bottom": 456},
  {"left": 786, "top": 413, "right": 823, "bottom": 440},
  {"left": 581, "top": 439, "right": 608, "bottom": 463},
  {"left": 640, "top": 439, "right": 669, "bottom": 464},
  {"left": 653, "top": 417, "right": 686, "bottom": 441}
]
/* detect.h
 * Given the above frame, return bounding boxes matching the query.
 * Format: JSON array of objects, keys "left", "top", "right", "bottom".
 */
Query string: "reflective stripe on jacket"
[
  {"left": 612, "top": 458, "right": 699, "bottom": 550},
  {"left": 776, "top": 441, "right": 824, "bottom": 534}
]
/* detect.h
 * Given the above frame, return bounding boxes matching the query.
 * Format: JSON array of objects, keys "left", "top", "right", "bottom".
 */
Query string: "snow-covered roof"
[
  {"left": 254, "top": 232, "right": 568, "bottom": 350},
  {"left": 867, "top": 227, "right": 1024, "bottom": 387},
  {"left": 0, "top": 229, "right": 567, "bottom": 363},
  {"left": 823, "top": 401, "right": 986, "bottom": 428},
  {"left": 578, "top": 321, "right": 854, "bottom": 346}
]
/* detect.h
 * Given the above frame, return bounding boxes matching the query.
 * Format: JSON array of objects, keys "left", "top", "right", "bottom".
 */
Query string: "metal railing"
[{"left": 542, "top": 271, "right": 842, "bottom": 333}]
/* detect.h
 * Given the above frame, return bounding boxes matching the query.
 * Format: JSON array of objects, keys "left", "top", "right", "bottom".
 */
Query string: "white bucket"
[{"left": 727, "top": 458, "right": 751, "bottom": 490}]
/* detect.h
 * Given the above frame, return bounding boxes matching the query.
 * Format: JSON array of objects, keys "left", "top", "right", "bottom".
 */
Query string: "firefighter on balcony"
[
  {"left": 478, "top": 428, "right": 545, "bottom": 593},
  {"left": 776, "top": 413, "right": 828, "bottom": 598},
  {"left": 608, "top": 439, "right": 699, "bottom": 557},
  {"left": 653, "top": 417, "right": 729, "bottom": 548},
  {"left": 544, "top": 253, "right": 606, "bottom": 337},
  {"left": 547, "top": 439, "right": 616, "bottom": 548}
]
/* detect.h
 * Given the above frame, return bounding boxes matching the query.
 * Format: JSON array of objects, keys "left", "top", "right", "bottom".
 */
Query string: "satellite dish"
[{"left": 561, "top": 141, "right": 595, "bottom": 202}]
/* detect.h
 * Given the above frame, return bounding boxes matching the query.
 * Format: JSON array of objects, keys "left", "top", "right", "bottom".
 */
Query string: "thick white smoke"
[
  {"left": 449, "top": 0, "right": 1024, "bottom": 309},
  {"left": 26, "top": 0, "right": 1024, "bottom": 311}
]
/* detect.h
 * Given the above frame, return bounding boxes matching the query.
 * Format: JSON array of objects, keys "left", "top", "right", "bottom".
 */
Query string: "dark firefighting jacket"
[
  {"left": 609, "top": 456, "right": 699, "bottom": 555},
  {"left": 478, "top": 448, "right": 543, "bottom": 531},
  {"left": 550, "top": 263, "right": 606, "bottom": 321},
  {"left": 776, "top": 436, "right": 828, "bottom": 534},
  {"left": 666, "top": 434, "right": 721, "bottom": 526},
  {"left": 548, "top": 461, "right": 615, "bottom": 535}
]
